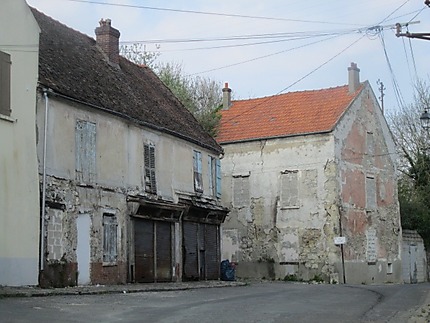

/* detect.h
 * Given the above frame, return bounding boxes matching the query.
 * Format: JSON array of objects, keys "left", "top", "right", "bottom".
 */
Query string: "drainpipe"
[
  {"left": 338, "top": 205, "right": 346, "bottom": 284},
  {"left": 40, "top": 90, "right": 49, "bottom": 271}
]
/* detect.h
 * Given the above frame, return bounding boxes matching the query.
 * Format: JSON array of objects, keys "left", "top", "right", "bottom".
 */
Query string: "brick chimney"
[
  {"left": 222, "top": 82, "right": 232, "bottom": 110},
  {"left": 95, "top": 19, "right": 120, "bottom": 66},
  {"left": 348, "top": 62, "right": 360, "bottom": 94}
]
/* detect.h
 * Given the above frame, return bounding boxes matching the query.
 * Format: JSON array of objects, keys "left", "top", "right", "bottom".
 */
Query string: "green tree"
[
  {"left": 155, "top": 62, "right": 223, "bottom": 137},
  {"left": 120, "top": 45, "right": 223, "bottom": 137},
  {"left": 388, "top": 80, "right": 430, "bottom": 246}
]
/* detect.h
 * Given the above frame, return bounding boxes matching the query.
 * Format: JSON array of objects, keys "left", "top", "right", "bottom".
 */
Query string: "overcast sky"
[{"left": 26, "top": 0, "right": 430, "bottom": 116}]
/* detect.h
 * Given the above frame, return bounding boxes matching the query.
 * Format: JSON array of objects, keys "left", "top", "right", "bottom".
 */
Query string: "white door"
[
  {"left": 77, "top": 214, "right": 91, "bottom": 285},
  {"left": 410, "top": 244, "right": 418, "bottom": 284}
]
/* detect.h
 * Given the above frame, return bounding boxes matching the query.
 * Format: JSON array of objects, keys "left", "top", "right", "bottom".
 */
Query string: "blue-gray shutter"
[
  {"left": 75, "top": 120, "right": 96, "bottom": 183},
  {"left": 103, "top": 214, "right": 118, "bottom": 263},
  {"left": 215, "top": 158, "right": 221, "bottom": 198},
  {"left": 208, "top": 157, "right": 214, "bottom": 194}
]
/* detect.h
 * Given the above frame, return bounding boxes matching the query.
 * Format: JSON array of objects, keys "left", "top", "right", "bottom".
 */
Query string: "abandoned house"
[
  {"left": 217, "top": 64, "right": 402, "bottom": 284},
  {"left": 30, "top": 7, "right": 228, "bottom": 287},
  {"left": 0, "top": 0, "right": 41, "bottom": 286}
]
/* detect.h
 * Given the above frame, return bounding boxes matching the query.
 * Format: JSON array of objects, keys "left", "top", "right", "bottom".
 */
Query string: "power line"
[
  {"left": 62, "top": 0, "right": 366, "bottom": 26},
  {"left": 120, "top": 29, "right": 359, "bottom": 45},
  {"left": 221, "top": 34, "right": 366, "bottom": 125},
  {"left": 189, "top": 33, "right": 345, "bottom": 76},
  {"left": 219, "top": 0, "right": 413, "bottom": 126}
]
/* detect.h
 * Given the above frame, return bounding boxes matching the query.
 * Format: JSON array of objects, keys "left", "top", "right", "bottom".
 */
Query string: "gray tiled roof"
[{"left": 31, "top": 8, "right": 222, "bottom": 154}]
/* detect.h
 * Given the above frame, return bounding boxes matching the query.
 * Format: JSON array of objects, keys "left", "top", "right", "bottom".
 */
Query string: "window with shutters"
[
  {"left": 280, "top": 170, "right": 299, "bottom": 209},
  {"left": 0, "top": 51, "right": 11, "bottom": 117},
  {"left": 208, "top": 156, "right": 221, "bottom": 198},
  {"left": 75, "top": 120, "right": 96, "bottom": 183},
  {"left": 193, "top": 150, "right": 203, "bottom": 192},
  {"left": 144, "top": 143, "right": 157, "bottom": 194},
  {"left": 103, "top": 213, "right": 118, "bottom": 264}
]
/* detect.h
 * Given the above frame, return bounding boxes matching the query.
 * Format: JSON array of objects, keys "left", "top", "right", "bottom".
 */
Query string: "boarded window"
[
  {"left": 233, "top": 175, "right": 250, "bottom": 208},
  {"left": 208, "top": 156, "right": 221, "bottom": 198},
  {"left": 103, "top": 213, "right": 118, "bottom": 263},
  {"left": 366, "top": 175, "right": 377, "bottom": 209},
  {"left": 280, "top": 170, "right": 299, "bottom": 208},
  {"left": 0, "top": 51, "right": 11, "bottom": 116},
  {"left": 75, "top": 120, "right": 96, "bottom": 183},
  {"left": 144, "top": 144, "right": 157, "bottom": 194},
  {"left": 193, "top": 150, "right": 203, "bottom": 192}
]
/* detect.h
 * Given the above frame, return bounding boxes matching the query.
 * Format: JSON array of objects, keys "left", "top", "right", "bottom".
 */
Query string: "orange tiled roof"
[{"left": 216, "top": 84, "right": 363, "bottom": 143}]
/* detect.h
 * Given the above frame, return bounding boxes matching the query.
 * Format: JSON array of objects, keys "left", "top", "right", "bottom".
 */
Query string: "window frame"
[{"left": 193, "top": 150, "right": 203, "bottom": 192}]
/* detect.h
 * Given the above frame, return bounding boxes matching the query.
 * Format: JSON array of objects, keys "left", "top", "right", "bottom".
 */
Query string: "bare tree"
[{"left": 387, "top": 79, "right": 430, "bottom": 245}]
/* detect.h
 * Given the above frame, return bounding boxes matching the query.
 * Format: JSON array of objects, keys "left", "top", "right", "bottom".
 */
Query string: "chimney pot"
[
  {"left": 95, "top": 18, "right": 121, "bottom": 66},
  {"left": 222, "top": 83, "right": 232, "bottom": 110},
  {"left": 348, "top": 62, "right": 360, "bottom": 94}
]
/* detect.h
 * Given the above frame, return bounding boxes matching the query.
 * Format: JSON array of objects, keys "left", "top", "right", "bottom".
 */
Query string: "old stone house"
[
  {"left": 218, "top": 64, "right": 402, "bottom": 284},
  {"left": 31, "top": 8, "right": 228, "bottom": 287},
  {"left": 0, "top": 0, "right": 41, "bottom": 286}
]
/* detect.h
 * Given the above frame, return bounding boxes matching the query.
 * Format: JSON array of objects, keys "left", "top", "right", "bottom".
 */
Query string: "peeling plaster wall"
[
  {"left": 220, "top": 82, "right": 402, "bottom": 284},
  {"left": 334, "top": 83, "right": 402, "bottom": 284},
  {"left": 221, "top": 134, "right": 340, "bottom": 281},
  {"left": 36, "top": 96, "right": 221, "bottom": 286}
]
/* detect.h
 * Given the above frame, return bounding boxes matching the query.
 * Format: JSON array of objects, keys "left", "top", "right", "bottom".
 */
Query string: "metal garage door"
[
  {"left": 134, "top": 219, "right": 172, "bottom": 283},
  {"left": 183, "top": 222, "right": 220, "bottom": 281}
]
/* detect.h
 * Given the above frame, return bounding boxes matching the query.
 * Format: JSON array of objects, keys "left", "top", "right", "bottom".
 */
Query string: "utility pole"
[
  {"left": 377, "top": 79, "right": 386, "bottom": 114},
  {"left": 395, "top": 2, "right": 428, "bottom": 40}
]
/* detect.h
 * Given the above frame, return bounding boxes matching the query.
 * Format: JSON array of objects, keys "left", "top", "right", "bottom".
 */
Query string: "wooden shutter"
[
  {"left": 144, "top": 144, "right": 157, "bottom": 194},
  {"left": 75, "top": 120, "right": 96, "bottom": 183},
  {"left": 215, "top": 159, "right": 222, "bottom": 198},
  {"left": 0, "top": 51, "right": 11, "bottom": 116},
  {"left": 103, "top": 214, "right": 118, "bottom": 263}
]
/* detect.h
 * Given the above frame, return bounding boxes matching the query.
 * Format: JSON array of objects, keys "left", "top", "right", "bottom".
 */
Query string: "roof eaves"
[
  {"left": 218, "top": 130, "right": 333, "bottom": 145},
  {"left": 39, "top": 85, "right": 223, "bottom": 154}
]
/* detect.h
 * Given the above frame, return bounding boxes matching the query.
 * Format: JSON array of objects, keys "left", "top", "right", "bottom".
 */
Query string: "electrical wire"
[
  {"left": 62, "top": 0, "right": 366, "bottom": 26},
  {"left": 379, "top": 31, "right": 406, "bottom": 109},
  {"left": 220, "top": 34, "right": 367, "bottom": 125},
  {"left": 408, "top": 37, "right": 418, "bottom": 81},
  {"left": 188, "top": 33, "right": 345, "bottom": 76},
  {"left": 219, "top": 0, "right": 415, "bottom": 127},
  {"left": 401, "top": 37, "right": 413, "bottom": 82}
]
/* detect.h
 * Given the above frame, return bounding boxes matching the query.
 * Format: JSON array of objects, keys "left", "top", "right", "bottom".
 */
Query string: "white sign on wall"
[{"left": 334, "top": 236, "right": 347, "bottom": 245}]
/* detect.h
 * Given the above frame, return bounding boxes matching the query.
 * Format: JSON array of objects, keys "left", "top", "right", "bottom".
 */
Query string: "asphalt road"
[{"left": 0, "top": 282, "right": 429, "bottom": 323}]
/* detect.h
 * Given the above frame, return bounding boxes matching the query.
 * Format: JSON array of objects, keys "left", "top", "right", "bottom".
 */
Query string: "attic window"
[{"left": 0, "top": 51, "right": 11, "bottom": 117}]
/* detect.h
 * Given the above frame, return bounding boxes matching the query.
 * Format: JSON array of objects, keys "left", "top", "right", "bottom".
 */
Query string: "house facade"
[
  {"left": 218, "top": 64, "right": 402, "bottom": 284},
  {"left": 0, "top": 0, "right": 40, "bottom": 286},
  {"left": 32, "top": 8, "right": 227, "bottom": 287}
]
